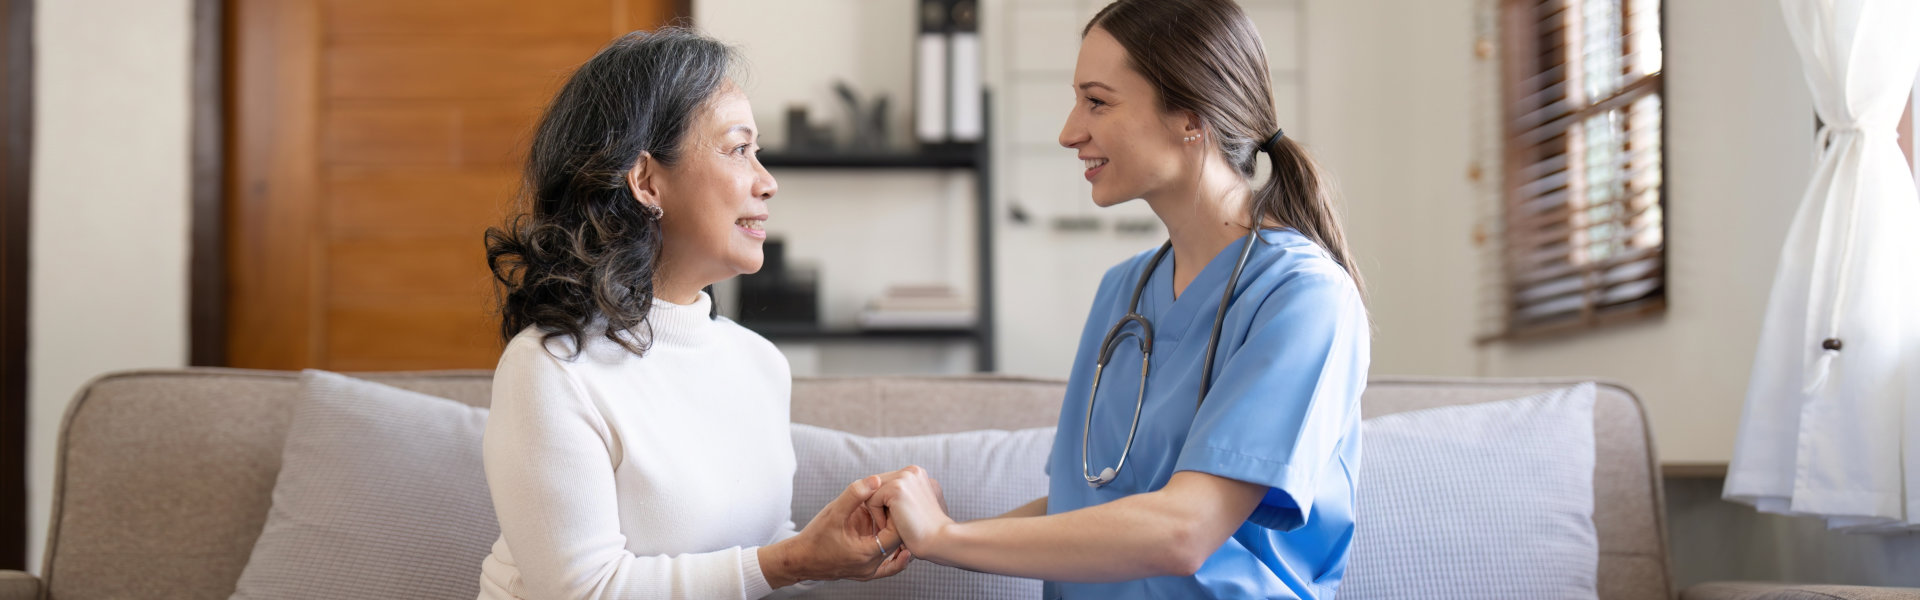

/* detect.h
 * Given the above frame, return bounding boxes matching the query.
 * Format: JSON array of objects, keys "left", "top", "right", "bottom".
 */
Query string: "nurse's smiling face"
[{"left": 1059, "top": 26, "right": 1201, "bottom": 208}]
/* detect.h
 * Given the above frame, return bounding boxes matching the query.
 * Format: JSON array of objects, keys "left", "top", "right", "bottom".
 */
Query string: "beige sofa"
[{"left": 0, "top": 368, "right": 1912, "bottom": 599}]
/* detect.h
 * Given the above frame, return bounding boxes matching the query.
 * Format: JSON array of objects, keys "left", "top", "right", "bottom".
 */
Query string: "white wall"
[
  {"left": 1305, "top": 0, "right": 1814, "bottom": 464},
  {"left": 26, "top": 0, "right": 193, "bottom": 573},
  {"left": 1301, "top": 0, "right": 1482, "bottom": 380}
]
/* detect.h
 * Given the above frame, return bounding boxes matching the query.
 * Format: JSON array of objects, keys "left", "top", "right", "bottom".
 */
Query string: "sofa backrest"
[{"left": 39, "top": 369, "right": 1669, "bottom": 600}]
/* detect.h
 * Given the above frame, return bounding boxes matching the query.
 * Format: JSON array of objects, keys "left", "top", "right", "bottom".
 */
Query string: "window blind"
[{"left": 1496, "top": 0, "right": 1665, "bottom": 338}]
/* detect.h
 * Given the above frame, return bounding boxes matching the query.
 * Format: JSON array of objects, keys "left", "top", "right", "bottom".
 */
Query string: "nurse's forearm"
[
  {"left": 990, "top": 497, "right": 1046, "bottom": 520},
  {"left": 916, "top": 472, "right": 1264, "bottom": 582},
  {"left": 922, "top": 490, "right": 1192, "bottom": 581}
]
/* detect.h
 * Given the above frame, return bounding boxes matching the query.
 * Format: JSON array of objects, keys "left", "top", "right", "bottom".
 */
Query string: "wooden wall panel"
[
  {"left": 229, "top": 0, "right": 685, "bottom": 370},
  {"left": 619, "top": 0, "right": 685, "bottom": 34},
  {"left": 326, "top": 167, "right": 517, "bottom": 235},
  {"left": 229, "top": 0, "right": 323, "bottom": 369},
  {"left": 323, "top": 105, "right": 457, "bottom": 165},
  {"left": 325, "top": 0, "right": 613, "bottom": 36},
  {"left": 456, "top": 104, "right": 542, "bottom": 166},
  {"left": 327, "top": 235, "right": 491, "bottom": 300},
  {"left": 326, "top": 39, "right": 603, "bottom": 103},
  {"left": 325, "top": 299, "right": 500, "bottom": 370}
]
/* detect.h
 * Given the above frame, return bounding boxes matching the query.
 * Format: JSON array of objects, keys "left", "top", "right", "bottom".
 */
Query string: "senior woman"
[{"left": 479, "top": 28, "right": 909, "bottom": 600}]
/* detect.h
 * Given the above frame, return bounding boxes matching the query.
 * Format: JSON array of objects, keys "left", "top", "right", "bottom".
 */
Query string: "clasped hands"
[{"left": 764, "top": 465, "right": 953, "bottom": 587}]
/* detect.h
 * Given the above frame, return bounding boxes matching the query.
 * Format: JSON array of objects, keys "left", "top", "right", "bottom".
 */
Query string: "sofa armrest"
[
  {"left": 0, "top": 570, "right": 38, "bottom": 600},
  {"left": 1683, "top": 581, "right": 1920, "bottom": 600}
]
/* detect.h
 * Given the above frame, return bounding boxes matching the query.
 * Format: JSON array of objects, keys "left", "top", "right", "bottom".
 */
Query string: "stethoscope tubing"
[{"left": 1083, "top": 230, "right": 1260, "bottom": 488}]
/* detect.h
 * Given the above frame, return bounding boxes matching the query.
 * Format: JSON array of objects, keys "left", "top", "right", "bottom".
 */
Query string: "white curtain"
[{"left": 1723, "top": 0, "right": 1920, "bottom": 533}]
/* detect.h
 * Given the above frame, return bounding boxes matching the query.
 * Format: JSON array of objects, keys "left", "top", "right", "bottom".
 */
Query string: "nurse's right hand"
[
  {"left": 759, "top": 476, "right": 913, "bottom": 588},
  {"left": 866, "top": 466, "right": 954, "bottom": 554}
]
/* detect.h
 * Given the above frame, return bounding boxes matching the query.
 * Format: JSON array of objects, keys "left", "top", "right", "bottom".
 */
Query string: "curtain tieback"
[{"left": 1799, "top": 121, "right": 1885, "bottom": 394}]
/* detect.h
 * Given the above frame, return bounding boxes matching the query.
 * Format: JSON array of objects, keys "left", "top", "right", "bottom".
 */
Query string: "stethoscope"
[{"left": 1083, "top": 230, "right": 1260, "bottom": 488}]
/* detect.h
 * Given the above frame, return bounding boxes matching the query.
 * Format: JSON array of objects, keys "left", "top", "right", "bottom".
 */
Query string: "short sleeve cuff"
[
  {"left": 1176, "top": 445, "right": 1311, "bottom": 532},
  {"left": 740, "top": 546, "right": 774, "bottom": 599},
  {"left": 1247, "top": 492, "right": 1307, "bottom": 531}
]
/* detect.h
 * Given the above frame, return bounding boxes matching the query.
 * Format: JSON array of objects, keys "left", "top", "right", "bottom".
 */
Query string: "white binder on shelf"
[
  {"left": 915, "top": 0, "right": 950, "bottom": 144},
  {"left": 948, "top": 0, "right": 983, "bottom": 142}
]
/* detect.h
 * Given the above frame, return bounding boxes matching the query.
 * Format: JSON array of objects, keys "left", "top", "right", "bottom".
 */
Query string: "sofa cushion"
[
  {"left": 230, "top": 370, "right": 496, "bottom": 600},
  {"left": 1342, "top": 383, "right": 1599, "bottom": 600},
  {"left": 787, "top": 423, "right": 1054, "bottom": 599}
]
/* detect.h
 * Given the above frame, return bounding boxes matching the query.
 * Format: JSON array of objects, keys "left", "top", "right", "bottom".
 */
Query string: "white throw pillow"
[
  {"left": 1341, "top": 383, "right": 1599, "bottom": 600},
  {"left": 231, "top": 370, "right": 496, "bottom": 600},
  {"left": 787, "top": 423, "right": 1054, "bottom": 600}
]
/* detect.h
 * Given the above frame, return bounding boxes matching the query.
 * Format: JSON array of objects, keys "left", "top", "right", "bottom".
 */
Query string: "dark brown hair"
[
  {"left": 1087, "top": 0, "right": 1365, "bottom": 296},
  {"left": 485, "top": 28, "right": 734, "bottom": 358}
]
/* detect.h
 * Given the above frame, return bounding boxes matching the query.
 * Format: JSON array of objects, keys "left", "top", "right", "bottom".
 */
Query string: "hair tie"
[{"left": 1261, "top": 129, "right": 1286, "bottom": 153}]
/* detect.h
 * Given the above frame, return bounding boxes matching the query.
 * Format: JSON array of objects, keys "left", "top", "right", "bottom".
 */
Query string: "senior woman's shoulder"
[
  {"left": 499, "top": 325, "right": 579, "bottom": 358},
  {"left": 709, "top": 316, "right": 792, "bottom": 378},
  {"left": 711, "top": 316, "right": 782, "bottom": 353}
]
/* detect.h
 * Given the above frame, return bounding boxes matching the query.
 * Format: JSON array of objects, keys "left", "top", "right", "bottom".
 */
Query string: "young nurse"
[{"left": 864, "top": 0, "right": 1372, "bottom": 598}]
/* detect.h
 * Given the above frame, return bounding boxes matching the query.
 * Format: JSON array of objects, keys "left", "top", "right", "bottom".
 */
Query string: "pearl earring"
[{"left": 1183, "top": 134, "right": 1199, "bottom": 143}]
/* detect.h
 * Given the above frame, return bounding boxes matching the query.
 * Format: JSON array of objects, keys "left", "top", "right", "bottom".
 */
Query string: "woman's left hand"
[{"left": 865, "top": 466, "right": 955, "bottom": 558}]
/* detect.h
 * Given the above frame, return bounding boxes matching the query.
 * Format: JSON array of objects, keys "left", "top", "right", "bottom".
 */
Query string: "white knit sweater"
[{"left": 478, "top": 292, "right": 797, "bottom": 600}]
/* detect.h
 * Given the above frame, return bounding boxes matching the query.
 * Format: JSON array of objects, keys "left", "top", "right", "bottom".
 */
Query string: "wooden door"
[{"left": 228, "top": 0, "right": 686, "bottom": 370}]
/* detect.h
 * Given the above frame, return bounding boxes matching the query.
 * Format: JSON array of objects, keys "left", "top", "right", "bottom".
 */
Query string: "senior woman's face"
[{"left": 653, "top": 84, "right": 778, "bottom": 291}]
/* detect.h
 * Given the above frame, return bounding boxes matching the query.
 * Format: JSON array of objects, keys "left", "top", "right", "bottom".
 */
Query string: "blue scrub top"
[{"left": 1044, "top": 228, "right": 1370, "bottom": 600}]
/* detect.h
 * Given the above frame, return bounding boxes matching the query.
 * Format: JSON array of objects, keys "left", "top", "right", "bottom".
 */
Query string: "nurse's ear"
[
  {"left": 626, "top": 153, "right": 665, "bottom": 218},
  {"left": 1164, "top": 108, "right": 1207, "bottom": 147}
]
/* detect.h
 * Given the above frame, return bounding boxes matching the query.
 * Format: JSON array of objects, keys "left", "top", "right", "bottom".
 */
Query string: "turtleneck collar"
[{"left": 641, "top": 290, "right": 716, "bottom": 349}]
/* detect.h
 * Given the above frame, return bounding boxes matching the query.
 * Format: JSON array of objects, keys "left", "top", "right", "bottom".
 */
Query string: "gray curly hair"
[{"left": 485, "top": 27, "right": 734, "bottom": 358}]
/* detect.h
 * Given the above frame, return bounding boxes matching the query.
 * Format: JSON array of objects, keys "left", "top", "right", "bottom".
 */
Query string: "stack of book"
[
  {"left": 858, "top": 284, "right": 976, "bottom": 330},
  {"left": 915, "top": 0, "right": 983, "bottom": 145}
]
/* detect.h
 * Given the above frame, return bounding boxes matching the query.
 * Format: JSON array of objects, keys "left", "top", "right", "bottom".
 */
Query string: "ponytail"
[
  {"left": 1252, "top": 135, "right": 1365, "bottom": 298},
  {"left": 1089, "top": 0, "right": 1365, "bottom": 301}
]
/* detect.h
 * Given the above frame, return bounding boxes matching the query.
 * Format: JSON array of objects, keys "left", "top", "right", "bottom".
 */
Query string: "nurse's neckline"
[{"left": 1164, "top": 227, "right": 1297, "bottom": 301}]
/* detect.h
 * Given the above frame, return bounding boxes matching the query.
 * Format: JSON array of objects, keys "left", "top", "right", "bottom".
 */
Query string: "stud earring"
[
  {"left": 642, "top": 203, "right": 664, "bottom": 220},
  {"left": 1183, "top": 134, "right": 1199, "bottom": 143}
]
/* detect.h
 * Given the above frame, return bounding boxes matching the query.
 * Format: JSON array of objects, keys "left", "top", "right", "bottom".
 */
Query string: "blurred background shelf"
[
  {"left": 746, "top": 94, "right": 996, "bottom": 372},
  {"left": 757, "top": 144, "right": 982, "bottom": 169},
  {"left": 744, "top": 324, "right": 983, "bottom": 342}
]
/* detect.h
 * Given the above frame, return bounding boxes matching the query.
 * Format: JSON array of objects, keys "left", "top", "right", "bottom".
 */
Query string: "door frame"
[
  {"left": 0, "top": 0, "right": 32, "bottom": 572},
  {"left": 189, "top": 0, "right": 224, "bottom": 367}
]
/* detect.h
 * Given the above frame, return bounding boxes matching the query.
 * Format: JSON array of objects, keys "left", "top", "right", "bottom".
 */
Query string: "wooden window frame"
[{"left": 1489, "top": 0, "right": 1667, "bottom": 342}]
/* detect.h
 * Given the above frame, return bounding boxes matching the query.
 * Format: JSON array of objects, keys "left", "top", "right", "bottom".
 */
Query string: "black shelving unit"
[
  {"left": 745, "top": 99, "right": 996, "bottom": 372},
  {"left": 757, "top": 144, "right": 979, "bottom": 169}
]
